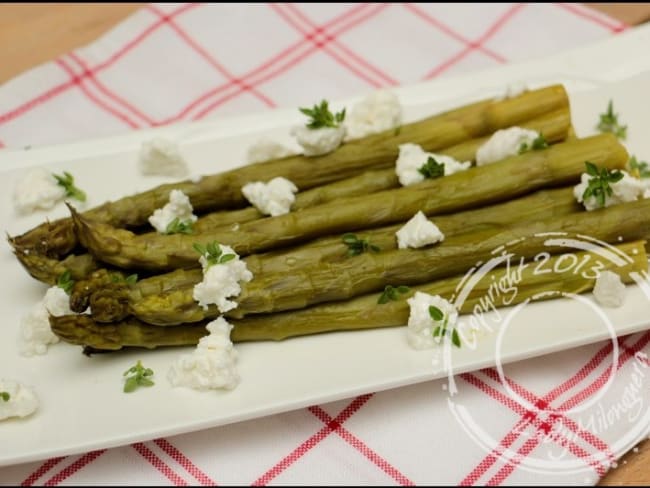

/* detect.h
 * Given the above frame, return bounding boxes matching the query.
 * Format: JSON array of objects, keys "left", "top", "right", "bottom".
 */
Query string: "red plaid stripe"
[
  {"left": 403, "top": 3, "right": 506, "bottom": 63},
  {"left": 271, "top": 3, "right": 397, "bottom": 88},
  {"left": 460, "top": 331, "right": 650, "bottom": 485},
  {"left": 253, "top": 394, "right": 384, "bottom": 486},
  {"left": 153, "top": 438, "right": 216, "bottom": 486},
  {"left": 147, "top": 4, "right": 277, "bottom": 111},
  {"left": 423, "top": 4, "right": 522, "bottom": 79},
  {"left": 67, "top": 51, "right": 156, "bottom": 126},
  {"left": 132, "top": 442, "right": 188, "bottom": 486},
  {"left": 0, "top": 4, "right": 196, "bottom": 129},
  {"left": 19, "top": 457, "right": 65, "bottom": 487},
  {"left": 41, "top": 450, "right": 106, "bottom": 486},
  {"left": 191, "top": 3, "right": 389, "bottom": 120},
  {"left": 556, "top": 3, "right": 628, "bottom": 33},
  {"left": 55, "top": 57, "right": 141, "bottom": 129}
]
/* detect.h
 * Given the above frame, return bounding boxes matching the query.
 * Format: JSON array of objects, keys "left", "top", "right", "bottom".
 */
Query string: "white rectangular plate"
[{"left": 2, "top": 25, "right": 650, "bottom": 467}]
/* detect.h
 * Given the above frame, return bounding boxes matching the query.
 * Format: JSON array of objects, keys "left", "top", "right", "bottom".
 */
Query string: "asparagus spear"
[
  {"left": 72, "top": 134, "right": 627, "bottom": 271},
  {"left": 246, "top": 186, "right": 580, "bottom": 275},
  {"left": 13, "top": 107, "right": 571, "bottom": 286},
  {"left": 193, "top": 107, "right": 571, "bottom": 231},
  {"left": 125, "top": 197, "right": 649, "bottom": 325},
  {"left": 9, "top": 85, "right": 569, "bottom": 258},
  {"left": 12, "top": 250, "right": 99, "bottom": 285},
  {"left": 84, "top": 186, "right": 577, "bottom": 321},
  {"left": 50, "top": 241, "right": 647, "bottom": 350}
]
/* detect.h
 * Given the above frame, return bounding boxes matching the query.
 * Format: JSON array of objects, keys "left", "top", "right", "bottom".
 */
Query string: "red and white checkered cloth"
[{"left": 1, "top": 3, "right": 648, "bottom": 485}]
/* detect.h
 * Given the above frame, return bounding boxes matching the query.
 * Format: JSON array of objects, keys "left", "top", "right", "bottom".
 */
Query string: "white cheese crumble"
[
  {"left": 345, "top": 90, "right": 402, "bottom": 140},
  {"left": 395, "top": 143, "right": 471, "bottom": 186},
  {"left": 291, "top": 125, "right": 346, "bottom": 157},
  {"left": 13, "top": 168, "right": 66, "bottom": 214},
  {"left": 19, "top": 286, "right": 72, "bottom": 357},
  {"left": 139, "top": 138, "right": 189, "bottom": 178},
  {"left": 406, "top": 292, "right": 458, "bottom": 350},
  {"left": 193, "top": 245, "right": 253, "bottom": 313},
  {"left": 396, "top": 211, "right": 445, "bottom": 249},
  {"left": 241, "top": 177, "right": 298, "bottom": 217},
  {"left": 573, "top": 171, "right": 644, "bottom": 211},
  {"left": 475, "top": 127, "right": 539, "bottom": 166},
  {"left": 0, "top": 380, "right": 38, "bottom": 421},
  {"left": 148, "top": 189, "right": 198, "bottom": 234},
  {"left": 168, "top": 317, "right": 240, "bottom": 391},
  {"left": 593, "top": 270, "right": 626, "bottom": 308},
  {"left": 247, "top": 138, "right": 296, "bottom": 164}
]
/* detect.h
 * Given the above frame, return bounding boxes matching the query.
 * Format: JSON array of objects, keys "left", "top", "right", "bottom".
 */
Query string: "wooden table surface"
[{"left": 0, "top": 3, "right": 649, "bottom": 485}]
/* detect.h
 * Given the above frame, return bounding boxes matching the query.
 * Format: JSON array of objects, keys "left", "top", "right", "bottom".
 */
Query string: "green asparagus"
[
  {"left": 13, "top": 106, "right": 571, "bottom": 286},
  {"left": 49, "top": 241, "right": 647, "bottom": 350},
  {"left": 72, "top": 134, "right": 627, "bottom": 271},
  {"left": 10, "top": 85, "right": 569, "bottom": 258}
]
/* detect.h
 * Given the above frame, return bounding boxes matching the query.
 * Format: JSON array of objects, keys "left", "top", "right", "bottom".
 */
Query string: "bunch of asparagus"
[{"left": 10, "top": 84, "right": 648, "bottom": 352}]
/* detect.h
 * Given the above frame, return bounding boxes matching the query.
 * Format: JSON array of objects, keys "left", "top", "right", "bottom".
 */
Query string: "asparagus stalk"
[
  {"left": 13, "top": 107, "right": 571, "bottom": 286},
  {"left": 87, "top": 186, "right": 579, "bottom": 323},
  {"left": 190, "top": 107, "right": 572, "bottom": 232},
  {"left": 50, "top": 241, "right": 647, "bottom": 350},
  {"left": 12, "top": 250, "right": 99, "bottom": 285},
  {"left": 91, "top": 185, "right": 578, "bottom": 322},
  {"left": 11, "top": 85, "right": 568, "bottom": 258},
  {"left": 247, "top": 186, "right": 580, "bottom": 275},
  {"left": 72, "top": 134, "right": 627, "bottom": 271},
  {"left": 126, "top": 197, "right": 650, "bottom": 325}
]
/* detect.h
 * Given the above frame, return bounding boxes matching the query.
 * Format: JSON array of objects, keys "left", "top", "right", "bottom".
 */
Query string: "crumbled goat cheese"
[
  {"left": 0, "top": 380, "right": 38, "bottom": 421},
  {"left": 291, "top": 125, "right": 346, "bottom": 157},
  {"left": 406, "top": 292, "right": 458, "bottom": 350},
  {"left": 593, "top": 270, "right": 626, "bottom": 308},
  {"left": 148, "top": 189, "right": 198, "bottom": 233},
  {"left": 193, "top": 245, "right": 253, "bottom": 313},
  {"left": 241, "top": 177, "right": 298, "bottom": 217},
  {"left": 476, "top": 127, "right": 539, "bottom": 166},
  {"left": 13, "top": 168, "right": 66, "bottom": 214},
  {"left": 345, "top": 90, "right": 402, "bottom": 140},
  {"left": 19, "top": 286, "right": 72, "bottom": 357},
  {"left": 574, "top": 171, "right": 644, "bottom": 211},
  {"left": 139, "top": 138, "right": 189, "bottom": 178},
  {"left": 247, "top": 138, "right": 296, "bottom": 164},
  {"left": 495, "top": 82, "right": 527, "bottom": 100},
  {"left": 395, "top": 143, "right": 471, "bottom": 186},
  {"left": 168, "top": 317, "right": 240, "bottom": 391},
  {"left": 396, "top": 211, "right": 445, "bottom": 249}
]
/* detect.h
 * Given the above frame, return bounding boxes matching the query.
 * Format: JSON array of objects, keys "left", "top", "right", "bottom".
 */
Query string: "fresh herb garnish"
[
  {"left": 111, "top": 273, "right": 138, "bottom": 285},
  {"left": 429, "top": 305, "right": 461, "bottom": 348},
  {"left": 299, "top": 100, "right": 346, "bottom": 129},
  {"left": 417, "top": 156, "right": 445, "bottom": 179},
  {"left": 165, "top": 217, "right": 194, "bottom": 235},
  {"left": 582, "top": 161, "right": 624, "bottom": 208},
  {"left": 123, "top": 360, "right": 155, "bottom": 393},
  {"left": 0, "top": 392, "right": 10, "bottom": 402},
  {"left": 629, "top": 156, "right": 650, "bottom": 179},
  {"left": 597, "top": 100, "right": 627, "bottom": 140},
  {"left": 53, "top": 171, "right": 86, "bottom": 202},
  {"left": 193, "top": 242, "right": 236, "bottom": 267},
  {"left": 377, "top": 285, "right": 410, "bottom": 304},
  {"left": 518, "top": 134, "right": 549, "bottom": 154},
  {"left": 56, "top": 270, "right": 74, "bottom": 295},
  {"left": 342, "top": 233, "right": 380, "bottom": 256}
]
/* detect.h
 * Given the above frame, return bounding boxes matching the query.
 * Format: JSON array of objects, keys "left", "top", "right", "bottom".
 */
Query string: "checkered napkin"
[{"left": 1, "top": 3, "right": 647, "bottom": 486}]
